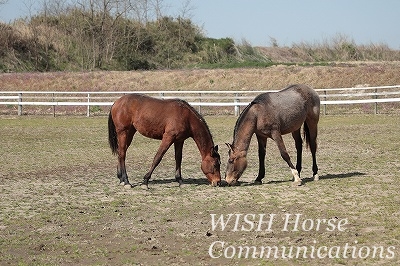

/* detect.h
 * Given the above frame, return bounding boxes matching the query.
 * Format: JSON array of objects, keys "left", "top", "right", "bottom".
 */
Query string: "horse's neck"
[
  {"left": 191, "top": 119, "right": 213, "bottom": 159},
  {"left": 233, "top": 116, "right": 255, "bottom": 154}
]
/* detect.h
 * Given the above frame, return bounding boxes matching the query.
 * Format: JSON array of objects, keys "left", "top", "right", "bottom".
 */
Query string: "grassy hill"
[{"left": 1, "top": 7, "right": 400, "bottom": 72}]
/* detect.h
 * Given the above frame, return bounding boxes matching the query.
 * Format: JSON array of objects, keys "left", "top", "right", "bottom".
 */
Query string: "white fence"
[{"left": 1, "top": 85, "right": 400, "bottom": 116}]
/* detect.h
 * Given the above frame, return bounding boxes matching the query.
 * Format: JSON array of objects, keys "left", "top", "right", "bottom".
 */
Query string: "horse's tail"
[
  {"left": 303, "top": 121, "right": 311, "bottom": 149},
  {"left": 108, "top": 110, "right": 118, "bottom": 155}
]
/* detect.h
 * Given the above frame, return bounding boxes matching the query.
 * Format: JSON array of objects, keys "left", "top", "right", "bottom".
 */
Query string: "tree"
[{"left": 74, "top": 0, "right": 127, "bottom": 69}]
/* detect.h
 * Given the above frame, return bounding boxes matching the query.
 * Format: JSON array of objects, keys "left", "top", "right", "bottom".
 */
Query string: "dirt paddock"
[{"left": 0, "top": 114, "right": 399, "bottom": 265}]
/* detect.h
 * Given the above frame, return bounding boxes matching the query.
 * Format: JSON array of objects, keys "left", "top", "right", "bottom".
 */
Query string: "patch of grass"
[{"left": 0, "top": 115, "right": 399, "bottom": 265}]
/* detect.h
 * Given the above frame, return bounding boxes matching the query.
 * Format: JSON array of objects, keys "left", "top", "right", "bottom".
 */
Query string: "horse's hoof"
[
  {"left": 142, "top": 178, "right": 150, "bottom": 189},
  {"left": 124, "top": 184, "right": 132, "bottom": 189},
  {"left": 254, "top": 180, "right": 262, "bottom": 185},
  {"left": 313, "top": 174, "right": 319, "bottom": 181},
  {"left": 119, "top": 181, "right": 125, "bottom": 186},
  {"left": 292, "top": 181, "right": 302, "bottom": 187}
]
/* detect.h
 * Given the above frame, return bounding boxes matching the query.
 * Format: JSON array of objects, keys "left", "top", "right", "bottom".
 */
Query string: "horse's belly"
[
  {"left": 135, "top": 127, "right": 164, "bottom": 139},
  {"left": 280, "top": 113, "right": 306, "bottom": 134},
  {"left": 133, "top": 120, "right": 165, "bottom": 140},
  {"left": 140, "top": 131, "right": 164, "bottom": 140},
  {"left": 280, "top": 122, "right": 304, "bottom": 135}
]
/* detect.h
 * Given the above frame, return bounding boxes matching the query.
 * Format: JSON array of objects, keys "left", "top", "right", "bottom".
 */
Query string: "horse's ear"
[
  {"left": 225, "top": 143, "right": 234, "bottom": 152},
  {"left": 211, "top": 145, "right": 219, "bottom": 156}
]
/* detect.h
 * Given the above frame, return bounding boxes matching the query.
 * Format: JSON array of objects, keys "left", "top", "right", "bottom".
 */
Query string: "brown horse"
[
  {"left": 225, "top": 84, "right": 320, "bottom": 186},
  {"left": 108, "top": 94, "right": 221, "bottom": 188}
]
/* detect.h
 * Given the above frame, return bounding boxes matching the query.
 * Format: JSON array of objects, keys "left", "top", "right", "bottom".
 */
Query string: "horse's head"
[
  {"left": 201, "top": 145, "right": 221, "bottom": 186},
  {"left": 225, "top": 143, "right": 247, "bottom": 186}
]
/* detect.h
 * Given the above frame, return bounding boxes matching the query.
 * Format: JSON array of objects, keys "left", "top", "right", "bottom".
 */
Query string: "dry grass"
[
  {"left": 1, "top": 62, "right": 400, "bottom": 92},
  {"left": 0, "top": 115, "right": 399, "bottom": 265}
]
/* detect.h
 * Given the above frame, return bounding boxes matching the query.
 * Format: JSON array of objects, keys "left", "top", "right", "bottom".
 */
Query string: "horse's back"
[
  {"left": 111, "top": 94, "right": 192, "bottom": 139},
  {"left": 113, "top": 94, "right": 184, "bottom": 117},
  {"left": 254, "top": 84, "right": 319, "bottom": 111},
  {"left": 251, "top": 85, "right": 320, "bottom": 134}
]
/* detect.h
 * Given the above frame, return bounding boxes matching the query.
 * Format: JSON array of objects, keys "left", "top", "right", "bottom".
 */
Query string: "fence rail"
[{"left": 1, "top": 85, "right": 399, "bottom": 116}]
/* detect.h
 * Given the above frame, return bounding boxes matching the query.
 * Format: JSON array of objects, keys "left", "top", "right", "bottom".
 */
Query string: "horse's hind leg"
[
  {"left": 174, "top": 141, "right": 184, "bottom": 186},
  {"left": 292, "top": 129, "right": 303, "bottom": 178},
  {"left": 255, "top": 135, "right": 267, "bottom": 184},
  {"left": 117, "top": 127, "right": 136, "bottom": 187},
  {"left": 271, "top": 131, "right": 302, "bottom": 186},
  {"left": 306, "top": 120, "right": 319, "bottom": 180}
]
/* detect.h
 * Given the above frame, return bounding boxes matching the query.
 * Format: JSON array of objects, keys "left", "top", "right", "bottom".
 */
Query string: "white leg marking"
[
  {"left": 291, "top": 168, "right": 302, "bottom": 184},
  {"left": 313, "top": 174, "right": 319, "bottom": 181}
]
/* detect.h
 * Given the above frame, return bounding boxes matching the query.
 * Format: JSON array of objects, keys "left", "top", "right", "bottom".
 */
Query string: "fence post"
[
  {"left": 323, "top": 90, "right": 327, "bottom": 115},
  {"left": 198, "top": 93, "right": 202, "bottom": 114},
  {"left": 87, "top": 93, "right": 90, "bottom": 117},
  {"left": 374, "top": 88, "right": 378, "bottom": 114},
  {"left": 18, "top": 93, "right": 22, "bottom": 116},
  {"left": 234, "top": 93, "right": 239, "bottom": 116}
]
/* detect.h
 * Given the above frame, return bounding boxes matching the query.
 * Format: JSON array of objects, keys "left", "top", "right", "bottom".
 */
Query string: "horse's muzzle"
[
  {"left": 224, "top": 178, "right": 240, "bottom": 186},
  {"left": 210, "top": 180, "right": 220, "bottom": 187}
]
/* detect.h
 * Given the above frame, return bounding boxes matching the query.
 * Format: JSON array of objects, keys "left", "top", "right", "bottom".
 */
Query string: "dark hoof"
[{"left": 142, "top": 179, "right": 150, "bottom": 189}]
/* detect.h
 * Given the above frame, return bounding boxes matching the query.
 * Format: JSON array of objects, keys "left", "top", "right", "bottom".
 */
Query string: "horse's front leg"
[
  {"left": 143, "top": 134, "right": 174, "bottom": 188},
  {"left": 254, "top": 135, "right": 267, "bottom": 184},
  {"left": 174, "top": 141, "right": 184, "bottom": 186},
  {"left": 271, "top": 131, "right": 302, "bottom": 186}
]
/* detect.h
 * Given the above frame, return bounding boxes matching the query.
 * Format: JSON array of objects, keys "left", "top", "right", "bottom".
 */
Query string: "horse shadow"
[
  {"left": 302, "top": 171, "right": 366, "bottom": 183},
  {"left": 127, "top": 172, "right": 367, "bottom": 188},
  {"left": 240, "top": 171, "right": 366, "bottom": 186},
  {"left": 129, "top": 177, "right": 210, "bottom": 188}
]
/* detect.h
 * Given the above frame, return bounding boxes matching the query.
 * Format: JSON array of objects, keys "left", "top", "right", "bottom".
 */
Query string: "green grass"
[{"left": 0, "top": 115, "right": 399, "bottom": 265}]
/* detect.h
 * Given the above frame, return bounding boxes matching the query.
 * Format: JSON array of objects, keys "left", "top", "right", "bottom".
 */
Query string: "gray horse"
[{"left": 225, "top": 84, "right": 320, "bottom": 186}]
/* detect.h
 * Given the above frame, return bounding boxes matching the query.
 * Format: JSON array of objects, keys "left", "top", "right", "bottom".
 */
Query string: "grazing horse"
[
  {"left": 108, "top": 94, "right": 221, "bottom": 188},
  {"left": 225, "top": 84, "right": 320, "bottom": 186}
]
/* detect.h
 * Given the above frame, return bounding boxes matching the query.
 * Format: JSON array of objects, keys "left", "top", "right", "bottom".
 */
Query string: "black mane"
[
  {"left": 176, "top": 99, "right": 214, "bottom": 144},
  {"left": 233, "top": 101, "right": 256, "bottom": 142}
]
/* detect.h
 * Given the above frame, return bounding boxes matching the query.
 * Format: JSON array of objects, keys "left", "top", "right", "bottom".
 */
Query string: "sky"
[{"left": 1, "top": 0, "right": 399, "bottom": 49}]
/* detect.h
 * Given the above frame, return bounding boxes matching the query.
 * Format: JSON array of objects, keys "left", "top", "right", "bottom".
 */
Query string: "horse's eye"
[{"left": 228, "top": 158, "right": 234, "bottom": 164}]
